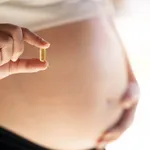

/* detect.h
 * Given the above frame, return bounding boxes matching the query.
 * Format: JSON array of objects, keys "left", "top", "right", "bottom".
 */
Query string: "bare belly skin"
[{"left": 0, "top": 17, "right": 128, "bottom": 150}]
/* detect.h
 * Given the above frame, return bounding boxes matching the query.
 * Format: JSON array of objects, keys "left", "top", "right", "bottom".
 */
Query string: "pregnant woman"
[{"left": 0, "top": 0, "right": 139, "bottom": 150}]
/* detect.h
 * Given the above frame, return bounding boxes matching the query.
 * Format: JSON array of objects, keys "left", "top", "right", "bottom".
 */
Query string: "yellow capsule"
[{"left": 40, "top": 48, "right": 46, "bottom": 62}]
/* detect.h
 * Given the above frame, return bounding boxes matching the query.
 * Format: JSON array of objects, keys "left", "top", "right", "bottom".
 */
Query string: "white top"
[{"left": 0, "top": 0, "right": 115, "bottom": 31}]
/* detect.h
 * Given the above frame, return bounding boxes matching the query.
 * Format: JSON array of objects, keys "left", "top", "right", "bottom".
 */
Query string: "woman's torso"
[{"left": 0, "top": 16, "right": 128, "bottom": 150}]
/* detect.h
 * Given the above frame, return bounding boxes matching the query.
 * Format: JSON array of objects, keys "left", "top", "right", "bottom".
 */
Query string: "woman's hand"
[
  {"left": 96, "top": 50, "right": 140, "bottom": 149},
  {"left": 95, "top": 19, "right": 140, "bottom": 149},
  {"left": 0, "top": 23, "right": 50, "bottom": 79},
  {"left": 97, "top": 82, "right": 140, "bottom": 149}
]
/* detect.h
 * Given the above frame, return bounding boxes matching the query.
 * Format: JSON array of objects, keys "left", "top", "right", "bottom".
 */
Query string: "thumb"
[{"left": 0, "top": 59, "right": 49, "bottom": 79}]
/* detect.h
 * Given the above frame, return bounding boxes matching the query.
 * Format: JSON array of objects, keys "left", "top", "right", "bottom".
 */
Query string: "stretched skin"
[{"left": 0, "top": 16, "right": 128, "bottom": 150}]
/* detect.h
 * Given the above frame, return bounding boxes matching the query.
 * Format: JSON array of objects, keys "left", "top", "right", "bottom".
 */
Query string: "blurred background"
[{"left": 108, "top": 0, "right": 150, "bottom": 149}]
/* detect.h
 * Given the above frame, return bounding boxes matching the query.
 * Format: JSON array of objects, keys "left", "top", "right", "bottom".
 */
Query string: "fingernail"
[
  {"left": 122, "top": 99, "right": 138, "bottom": 109},
  {"left": 11, "top": 57, "right": 18, "bottom": 62},
  {"left": 41, "top": 39, "right": 50, "bottom": 48},
  {"left": 40, "top": 62, "right": 49, "bottom": 71},
  {"left": 103, "top": 133, "right": 113, "bottom": 141},
  {"left": 103, "top": 132, "right": 120, "bottom": 141},
  {"left": 122, "top": 102, "right": 132, "bottom": 109},
  {"left": 45, "top": 43, "right": 50, "bottom": 48},
  {"left": 42, "top": 61, "right": 49, "bottom": 69}
]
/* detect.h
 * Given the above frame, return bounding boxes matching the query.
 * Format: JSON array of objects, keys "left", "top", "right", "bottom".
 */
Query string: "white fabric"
[{"left": 0, "top": 0, "right": 114, "bottom": 31}]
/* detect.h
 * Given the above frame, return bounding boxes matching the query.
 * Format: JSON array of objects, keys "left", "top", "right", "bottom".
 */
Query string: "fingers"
[
  {"left": 0, "top": 24, "right": 24, "bottom": 61},
  {"left": 97, "top": 103, "right": 137, "bottom": 150},
  {"left": 97, "top": 106, "right": 137, "bottom": 149},
  {"left": 0, "top": 24, "right": 50, "bottom": 79},
  {"left": 22, "top": 27, "right": 50, "bottom": 48},
  {"left": 104, "top": 103, "right": 137, "bottom": 140},
  {"left": 120, "top": 82, "right": 140, "bottom": 109},
  {"left": 96, "top": 82, "right": 140, "bottom": 149},
  {"left": 0, "top": 31, "right": 13, "bottom": 65},
  {"left": 0, "top": 24, "right": 50, "bottom": 63},
  {"left": 0, "top": 59, "right": 49, "bottom": 79},
  {"left": 9, "top": 59, "right": 49, "bottom": 74}
]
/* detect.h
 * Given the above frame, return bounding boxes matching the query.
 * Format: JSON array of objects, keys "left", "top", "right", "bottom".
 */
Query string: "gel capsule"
[{"left": 40, "top": 48, "right": 46, "bottom": 62}]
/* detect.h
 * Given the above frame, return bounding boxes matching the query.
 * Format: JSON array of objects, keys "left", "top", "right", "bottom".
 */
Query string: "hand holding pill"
[{"left": 0, "top": 23, "right": 50, "bottom": 79}]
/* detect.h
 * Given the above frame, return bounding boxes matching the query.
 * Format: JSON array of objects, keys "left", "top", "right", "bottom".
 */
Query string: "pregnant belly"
[{"left": 0, "top": 18, "right": 128, "bottom": 150}]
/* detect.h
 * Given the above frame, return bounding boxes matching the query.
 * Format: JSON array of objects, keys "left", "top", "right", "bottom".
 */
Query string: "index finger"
[{"left": 22, "top": 28, "right": 50, "bottom": 49}]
